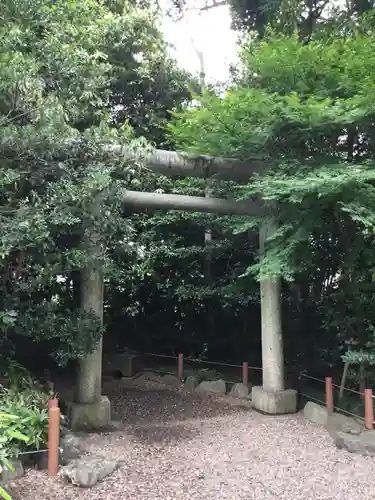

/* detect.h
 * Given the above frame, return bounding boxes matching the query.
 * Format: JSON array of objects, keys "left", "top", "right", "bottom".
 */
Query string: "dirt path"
[{"left": 10, "top": 384, "right": 375, "bottom": 499}]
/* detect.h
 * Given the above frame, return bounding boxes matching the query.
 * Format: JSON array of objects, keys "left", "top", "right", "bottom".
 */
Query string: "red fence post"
[
  {"left": 177, "top": 353, "right": 184, "bottom": 380},
  {"left": 365, "top": 388, "right": 374, "bottom": 430},
  {"left": 325, "top": 376, "right": 334, "bottom": 414},
  {"left": 242, "top": 362, "right": 249, "bottom": 386},
  {"left": 48, "top": 405, "right": 60, "bottom": 476},
  {"left": 48, "top": 397, "right": 58, "bottom": 410}
]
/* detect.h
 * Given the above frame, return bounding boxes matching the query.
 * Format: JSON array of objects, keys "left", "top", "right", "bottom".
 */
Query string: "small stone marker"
[
  {"left": 196, "top": 379, "right": 226, "bottom": 395},
  {"left": 63, "top": 457, "right": 119, "bottom": 487}
]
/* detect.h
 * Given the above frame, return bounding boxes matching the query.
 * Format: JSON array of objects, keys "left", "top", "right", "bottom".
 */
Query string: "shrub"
[
  {"left": 0, "top": 364, "right": 65, "bottom": 500},
  {"left": 0, "top": 388, "right": 50, "bottom": 454},
  {"left": 0, "top": 411, "right": 29, "bottom": 500}
]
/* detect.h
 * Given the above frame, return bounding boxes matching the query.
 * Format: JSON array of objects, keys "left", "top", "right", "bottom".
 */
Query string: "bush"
[
  {"left": 0, "top": 411, "right": 29, "bottom": 500},
  {"left": 0, "top": 366, "right": 65, "bottom": 488},
  {"left": 0, "top": 387, "right": 50, "bottom": 455},
  {"left": 0, "top": 411, "right": 29, "bottom": 474}
]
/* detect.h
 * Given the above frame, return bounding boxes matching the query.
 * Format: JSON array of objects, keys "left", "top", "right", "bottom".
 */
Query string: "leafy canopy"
[
  {"left": 169, "top": 22, "right": 375, "bottom": 278},
  {"left": 0, "top": 0, "right": 190, "bottom": 366}
]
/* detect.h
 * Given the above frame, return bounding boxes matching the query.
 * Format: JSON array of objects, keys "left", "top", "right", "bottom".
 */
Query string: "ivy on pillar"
[{"left": 68, "top": 215, "right": 111, "bottom": 431}]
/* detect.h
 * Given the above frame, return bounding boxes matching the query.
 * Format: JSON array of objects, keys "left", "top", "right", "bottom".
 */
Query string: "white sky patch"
[{"left": 161, "top": 4, "right": 239, "bottom": 83}]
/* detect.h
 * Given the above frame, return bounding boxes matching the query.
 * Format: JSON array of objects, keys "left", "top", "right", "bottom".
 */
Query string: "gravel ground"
[{"left": 9, "top": 381, "right": 375, "bottom": 500}]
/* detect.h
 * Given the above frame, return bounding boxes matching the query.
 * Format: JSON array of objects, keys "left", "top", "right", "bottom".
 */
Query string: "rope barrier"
[
  {"left": 128, "top": 349, "right": 262, "bottom": 371},
  {"left": 299, "top": 372, "right": 373, "bottom": 398},
  {"left": 299, "top": 392, "right": 364, "bottom": 421}
]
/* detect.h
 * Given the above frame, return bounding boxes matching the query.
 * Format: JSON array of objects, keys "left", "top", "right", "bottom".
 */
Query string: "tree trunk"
[
  {"left": 76, "top": 227, "right": 104, "bottom": 404},
  {"left": 204, "top": 181, "right": 214, "bottom": 335},
  {"left": 339, "top": 361, "right": 350, "bottom": 400},
  {"left": 176, "top": 0, "right": 214, "bottom": 336},
  {"left": 259, "top": 221, "right": 284, "bottom": 392}
]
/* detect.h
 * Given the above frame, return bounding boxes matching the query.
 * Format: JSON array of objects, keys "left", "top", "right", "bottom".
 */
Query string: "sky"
[{"left": 161, "top": 4, "right": 239, "bottom": 82}]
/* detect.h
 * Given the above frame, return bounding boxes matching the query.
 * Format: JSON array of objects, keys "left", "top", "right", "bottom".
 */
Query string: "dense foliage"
[
  {"left": 0, "top": 0, "right": 192, "bottom": 372},
  {"left": 168, "top": 13, "right": 375, "bottom": 379},
  {"left": 2, "top": 0, "right": 375, "bottom": 404}
]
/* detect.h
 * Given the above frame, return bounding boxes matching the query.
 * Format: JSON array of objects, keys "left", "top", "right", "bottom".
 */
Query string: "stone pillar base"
[
  {"left": 252, "top": 386, "right": 297, "bottom": 414},
  {"left": 68, "top": 396, "right": 111, "bottom": 431}
]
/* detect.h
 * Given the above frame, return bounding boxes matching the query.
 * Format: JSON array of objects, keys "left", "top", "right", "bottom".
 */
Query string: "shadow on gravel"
[
  {"left": 105, "top": 384, "right": 249, "bottom": 426},
  {"left": 128, "top": 422, "right": 201, "bottom": 445}
]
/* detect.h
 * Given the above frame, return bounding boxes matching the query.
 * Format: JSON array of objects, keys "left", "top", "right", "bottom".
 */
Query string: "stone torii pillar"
[
  {"left": 69, "top": 221, "right": 111, "bottom": 431},
  {"left": 251, "top": 221, "right": 297, "bottom": 414}
]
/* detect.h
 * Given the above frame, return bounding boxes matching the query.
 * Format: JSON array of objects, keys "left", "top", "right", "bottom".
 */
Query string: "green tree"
[
  {"left": 168, "top": 18, "right": 375, "bottom": 375},
  {"left": 0, "top": 0, "right": 191, "bottom": 370},
  {"left": 229, "top": 0, "right": 375, "bottom": 39}
]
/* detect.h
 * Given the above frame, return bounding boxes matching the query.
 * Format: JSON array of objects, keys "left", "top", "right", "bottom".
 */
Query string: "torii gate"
[{"left": 69, "top": 149, "right": 297, "bottom": 430}]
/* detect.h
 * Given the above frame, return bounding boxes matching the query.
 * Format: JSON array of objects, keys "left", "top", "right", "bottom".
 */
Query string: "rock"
[
  {"left": 163, "top": 374, "right": 182, "bottom": 388},
  {"left": 196, "top": 379, "right": 226, "bottom": 395},
  {"left": 326, "top": 413, "right": 362, "bottom": 436},
  {"left": 60, "top": 432, "right": 84, "bottom": 465},
  {"left": 184, "top": 375, "right": 199, "bottom": 392},
  {"left": 362, "top": 431, "right": 375, "bottom": 456},
  {"left": 0, "top": 459, "right": 24, "bottom": 482},
  {"left": 333, "top": 429, "right": 375, "bottom": 456},
  {"left": 229, "top": 383, "right": 249, "bottom": 399},
  {"left": 303, "top": 401, "right": 328, "bottom": 426},
  {"left": 334, "top": 431, "right": 364, "bottom": 454},
  {"left": 63, "top": 457, "right": 119, "bottom": 487},
  {"left": 135, "top": 372, "right": 164, "bottom": 385}
]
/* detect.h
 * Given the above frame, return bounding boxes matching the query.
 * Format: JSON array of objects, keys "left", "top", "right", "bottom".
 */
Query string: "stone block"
[
  {"left": 196, "top": 379, "right": 226, "bottom": 395},
  {"left": 303, "top": 401, "right": 329, "bottom": 426},
  {"left": 229, "top": 383, "right": 249, "bottom": 399},
  {"left": 184, "top": 375, "right": 199, "bottom": 392},
  {"left": 68, "top": 396, "right": 111, "bottom": 431},
  {"left": 252, "top": 386, "right": 297, "bottom": 414},
  {"left": 63, "top": 456, "right": 119, "bottom": 487}
]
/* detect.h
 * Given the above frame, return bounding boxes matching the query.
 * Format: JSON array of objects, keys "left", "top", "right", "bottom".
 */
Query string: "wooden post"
[
  {"left": 48, "top": 398, "right": 58, "bottom": 410},
  {"left": 365, "top": 388, "right": 374, "bottom": 430},
  {"left": 242, "top": 362, "right": 249, "bottom": 386},
  {"left": 48, "top": 406, "right": 60, "bottom": 476},
  {"left": 177, "top": 353, "right": 184, "bottom": 380},
  {"left": 325, "top": 376, "right": 334, "bottom": 414}
]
